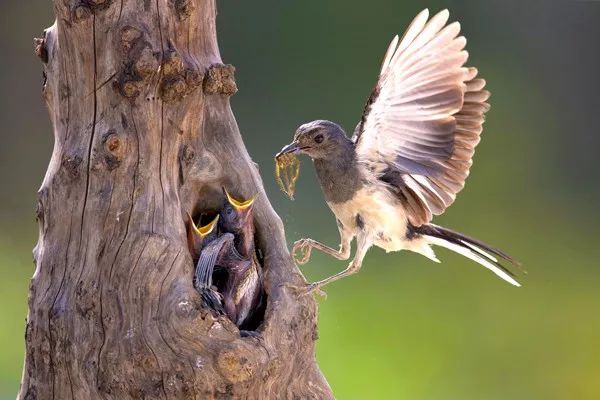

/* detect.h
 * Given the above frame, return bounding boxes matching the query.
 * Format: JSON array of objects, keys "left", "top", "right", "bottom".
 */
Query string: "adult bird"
[{"left": 276, "top": 9, "right": 520, "bottom": 295}]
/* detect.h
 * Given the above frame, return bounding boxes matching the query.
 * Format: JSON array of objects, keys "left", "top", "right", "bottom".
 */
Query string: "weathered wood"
[{"left": 20, "top": 1, "right": 333, "bottom": 398}]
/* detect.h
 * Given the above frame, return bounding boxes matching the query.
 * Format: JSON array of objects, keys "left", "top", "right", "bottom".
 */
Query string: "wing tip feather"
[{"left": 437, "top": 9, "right": 450, "bottom": 19}]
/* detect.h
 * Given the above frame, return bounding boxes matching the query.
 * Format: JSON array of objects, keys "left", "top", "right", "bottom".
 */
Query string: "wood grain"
[{"left": 20, "top": 1, "right": 332, "bottom": 398}]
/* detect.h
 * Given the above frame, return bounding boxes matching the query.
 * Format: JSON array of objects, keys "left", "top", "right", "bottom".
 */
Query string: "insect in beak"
[{"left": 223, "top": 188, "right": 257, "bottom": 212}]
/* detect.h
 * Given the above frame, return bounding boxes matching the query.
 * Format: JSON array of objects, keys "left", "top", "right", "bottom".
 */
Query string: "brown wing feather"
[
  {"left": 402, "top": 69, "right": 490, "bottom": 226},
  {"left": 354, "top": 9, "right": 491, "bottom": 226}
]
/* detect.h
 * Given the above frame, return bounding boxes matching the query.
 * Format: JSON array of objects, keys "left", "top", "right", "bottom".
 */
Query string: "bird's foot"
[
  {"left": 199, "top": 288, "right": 224, "bottom": 314},
  {"left": 240, "top": 330, "right": 261, "bottom": 339},
  {"left": 306, "top": 283, "right": 328, "bottom": 299},
  {"left": 292, "top": 238, "right": 313, "bottom": 265},
  {"left": 284, "top": 282, "right": 327, "bottom": 299}
]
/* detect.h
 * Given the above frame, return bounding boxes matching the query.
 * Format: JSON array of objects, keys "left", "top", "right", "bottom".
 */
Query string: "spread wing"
[{"left": 354, "top": 9, "right": 490, "bottom": 226}]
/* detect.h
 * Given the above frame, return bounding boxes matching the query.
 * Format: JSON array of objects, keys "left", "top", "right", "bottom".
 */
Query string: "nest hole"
[
  {"left": 210, "top": 266, "right": 267, "bottom": 332},
  {"left": 187, "top": 207, "right": 267, "bottom": 334}
]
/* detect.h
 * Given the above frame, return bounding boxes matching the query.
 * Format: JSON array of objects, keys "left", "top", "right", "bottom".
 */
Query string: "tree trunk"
[{"left": 21, "top": 1, "right": 332, "bottom": 398}]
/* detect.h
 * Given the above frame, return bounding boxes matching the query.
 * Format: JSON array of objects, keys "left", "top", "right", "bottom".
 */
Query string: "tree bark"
[{"left": 21, "top": 1, "right": 333, "bottom": 398}]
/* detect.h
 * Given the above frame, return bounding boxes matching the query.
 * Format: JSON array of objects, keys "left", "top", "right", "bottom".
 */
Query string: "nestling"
[
  {"left": 186, "top": 212, "right": 219, "bottom": 264},
  {"left": 276, "top": 9, "right": 520, "bottom": 295},
  {"left": 189, "top": 189, "right": 263, "bottom": 328},
  {"left": 186, "top": 213, "right": 224, "bottom": 311},
  {"left": 218, "top": 189, "right": 263, "bottom": 328}
]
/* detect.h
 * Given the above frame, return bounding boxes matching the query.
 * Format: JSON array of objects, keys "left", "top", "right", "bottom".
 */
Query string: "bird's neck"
[
  {"left": 234, "top": 223, "right": 255, "bottom": 259},
  {"left": 314, "top": 144, "right": 363, "bottom": 204}
]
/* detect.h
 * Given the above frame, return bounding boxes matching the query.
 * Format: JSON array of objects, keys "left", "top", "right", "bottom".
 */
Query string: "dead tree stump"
[{"left": 20, "top": 1, "right": 332, "bottom": 398}]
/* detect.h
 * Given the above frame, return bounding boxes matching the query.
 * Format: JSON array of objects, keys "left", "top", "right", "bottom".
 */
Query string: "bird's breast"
[
  {"left": 233, "top": 266, "right": 260, "bottom": 304},
  {"left": 328, "top": 186, "right": 408, "bottom": 251}
]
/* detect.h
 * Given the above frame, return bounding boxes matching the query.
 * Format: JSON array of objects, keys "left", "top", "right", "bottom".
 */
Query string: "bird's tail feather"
[{"left": 414, "top": 224, "right": 521, "bottom": 287}]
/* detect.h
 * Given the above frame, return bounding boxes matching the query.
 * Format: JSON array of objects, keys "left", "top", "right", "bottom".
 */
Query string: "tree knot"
[
  {"left": 102, "top": 131, "right": 127, "bottom": 170},
  {"left": 60, "top": 154, "right": 83, "bottom": 180},
  {"left": 203, "top": 64, "right": 238, "bottom": 96},
  {"left": 160, "top": 46, "right": 203, "bottom": 103},
  {"left": 74, "top": 0, "right": 113, "bottom": 20},
  {"left": 34, "top": 36, "right": 48, "bottom": 64},
  {"left": 120, "top": 26, "right": 143, "bottom": 52},
  {"left": 173, "top": 0, "right": 194, "bottom": 20},
  {"left": 115, "top": 27, "right": 159, "bottom": 100}
]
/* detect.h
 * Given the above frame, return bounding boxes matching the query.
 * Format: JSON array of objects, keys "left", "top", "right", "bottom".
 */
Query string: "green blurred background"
[{"left": 1, "top": 0, "right": 599, "bottom": 398}]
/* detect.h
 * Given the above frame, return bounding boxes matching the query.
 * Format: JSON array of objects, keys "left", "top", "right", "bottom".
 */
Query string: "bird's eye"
[
  {"left": 314, "top": 134, "right": 324, "bottom": 144},
  {"left": 226, "top": 206, "right": 233, "bottom": 215}
]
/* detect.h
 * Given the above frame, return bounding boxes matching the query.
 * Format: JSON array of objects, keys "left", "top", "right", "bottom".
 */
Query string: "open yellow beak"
[
  {"left": 224, "top": 188, "right": 257, "bottom": 211},
  {"left": 188, "top": 213, "right": 219, "bottom": 237}
]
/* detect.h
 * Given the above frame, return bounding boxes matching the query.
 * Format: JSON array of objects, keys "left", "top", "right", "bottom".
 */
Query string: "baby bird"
[
  {"left": 190, "top": 190, "right": 263, "bottom": 328},
  {"left": 218, "top": 189, "right": 263, "bottom": 328},
  {"left": 186, "top": 213, "right": 224, "bottom": 311},
  {"left": 186, "top": 212, "right": 219, "bottom": 264},
  {"left": 277, "top": 9, "right": 520, "bottom": 295}
]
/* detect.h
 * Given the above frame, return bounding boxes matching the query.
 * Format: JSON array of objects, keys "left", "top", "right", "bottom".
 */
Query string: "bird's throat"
[
  {"left": 314, "top": 147, "right": 363, "bottom": 204},
  {"left": 234, "top": 222, "right": 255, "bottom": 259}
]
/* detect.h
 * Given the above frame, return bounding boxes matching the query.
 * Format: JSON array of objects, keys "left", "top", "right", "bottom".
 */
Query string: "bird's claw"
[
  {"left": 292, "top": 238, "right": 313, "bottom": 265},
  {"left": 307, "top": 283, "right": 328, "bottom": 299},
  {"left": 240, "top": 330, "right": 262, "bottom": 339},
  {"left": 284, "top": 282, "right": 327, "bottom": 299}
]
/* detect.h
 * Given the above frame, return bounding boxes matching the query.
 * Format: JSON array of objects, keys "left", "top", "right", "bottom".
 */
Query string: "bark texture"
[{"left": 20, "top": 1, "right": 333, "bottom": 398}]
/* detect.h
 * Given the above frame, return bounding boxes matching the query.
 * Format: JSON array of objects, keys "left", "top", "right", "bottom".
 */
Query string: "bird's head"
[
  {"left": 220, "top": 188, "right": 257, "bottom": 234},
  {"left": 186, "top": 213, "right": 219, "bottom": 260},
  {"left": 277, "top": 120, "right": 349, "bottom": 160}
]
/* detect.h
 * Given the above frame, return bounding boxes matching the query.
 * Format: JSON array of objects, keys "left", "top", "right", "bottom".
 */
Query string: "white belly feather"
[
  {"left": 327, "top": 185, "right": 439, "bottom": 261},
  {"left": 328, "top": 186, "right": 406, "bottom": 251}
]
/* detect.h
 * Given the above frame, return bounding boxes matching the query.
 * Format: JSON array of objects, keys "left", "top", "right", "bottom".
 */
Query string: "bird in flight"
[{"left": 276, "top": 9, "right": 520, "bottom": 296}]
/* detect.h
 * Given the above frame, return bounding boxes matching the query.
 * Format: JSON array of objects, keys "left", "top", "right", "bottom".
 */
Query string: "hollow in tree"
[{"left": 21, "top": 1, "right": 332, "bottom": 398}]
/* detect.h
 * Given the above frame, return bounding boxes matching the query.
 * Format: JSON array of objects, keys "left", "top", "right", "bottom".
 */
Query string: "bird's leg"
[
  {"left": 287, "top": 232, "right": 371, "bottom": 298},
  {"left": 292, "top": 239, "right": 350, "bottom": 265},
  {"left": 303, "top": 233, "right": 371, "bottom": 295},
  {"left": 292, "top": 221, "right": 353, "bottom": 265}
]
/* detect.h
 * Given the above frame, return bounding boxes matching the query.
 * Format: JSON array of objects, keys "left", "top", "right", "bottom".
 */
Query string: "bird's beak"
[
  {"left": 223, "top": 188, "right": 257, "bottom": 212},
  {"left": 186, "top": 213, "right": 219, "bottom": 259},
  {"left": 195, "top": 214, "right": 220, "bottom": 236},
  {"left": 187, "top": 212, "right": 219, "bottom": 239},
  {"left": 275, "top": 141, "right": 300, "bottom": 158}
]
